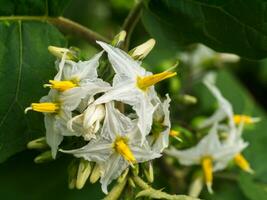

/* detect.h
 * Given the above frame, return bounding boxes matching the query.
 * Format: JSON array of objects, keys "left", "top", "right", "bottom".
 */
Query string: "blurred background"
[{"left": 0, "top": 0, "right": 267, "bottom": 199}]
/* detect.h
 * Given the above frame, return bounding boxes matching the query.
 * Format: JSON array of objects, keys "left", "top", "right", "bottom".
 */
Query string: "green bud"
[
  {"left": 90, "top": 163, "right": 101, "bottom": 184},
  {"left": 118, "top": 168, "right": 129, "bottom": 183},
  {"left": 76, "top": 158, "right": 91, "bottom": 189},
  {"left": 131, "top": 164, "right": 139, "bottom": 176},
  {"left": 128, "top": 177, "right": 136, "bottom": 188},
  {"left": 68, "top": 159, "right": 79, "bottom": 189},
  {"left": 144, "top": 162, "right": 154, "bottom": 183},
  {"left": 34, "top": 150, "right": 53, "bottom": 164},
  {"left": 27, "top": 137, "right": 48, "bottom": 149},
  {"left": 128, "top": 39, "right": 155, "bottom": 60},
  {"left": 48, "top": 46, "right": 78, "bottom": 61},
  {"left": 177, "top": 94, "right": 198, "bottom": 105},
  {"left": 103, "top": 177, "right": 128, "bottom": 200},
  {"left": 111, "top": 30, "right": 127, "bottom": 47}
]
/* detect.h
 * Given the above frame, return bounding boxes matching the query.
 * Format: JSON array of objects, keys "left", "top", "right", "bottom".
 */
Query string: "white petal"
[
  {"left": 100, "top": 154, "right": 128, "bottom": 194},
  {"left": 96, "top": 41, "right": 147, "bottom": 78},
  {"left": 44, "top": 115, "right": 63, "bottom": 158},
  {"left": 60, "top": 138, "right": 112, "bottom": 163},
  {"left": 131, "top": 144, "right": 161, "bottom": 163},
  {"left": 54, "top": 50, "right": 68, "bottom": 81}
]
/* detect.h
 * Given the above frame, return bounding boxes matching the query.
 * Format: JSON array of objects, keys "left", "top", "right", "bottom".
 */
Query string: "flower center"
[
  {"left": 114, "top": 137, "right": 136, "bottom": 164},
  {"left": 234, "top": 153, "right": 253, "bottom": 174},
  {"left": 201, "top": 156, "right": 213, "bottom": 193},
  {"left": 25, "top": 102, "right": 59, "bottom": 113},
  {"left": 44, "top": 80, "right": 77, "bottom": 92},
  {"left": 169, "top": 130, "right": 180, "bottom": 137},
  {"left": 136, "top": 71, "right": 177, "bottom": 91}
]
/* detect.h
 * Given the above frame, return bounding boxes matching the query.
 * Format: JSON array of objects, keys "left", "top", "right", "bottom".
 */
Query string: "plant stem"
[
  {"left": 122, "top": 1, "right": 144, "bottom": 50},
  {"left": 0, "top": 16, "right": 110, "bottom": 48}
]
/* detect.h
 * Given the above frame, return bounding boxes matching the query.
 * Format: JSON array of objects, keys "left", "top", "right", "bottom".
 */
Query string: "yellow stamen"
[
  {"left": 114, "top": 137, "right": 136, "bottom": 164},
  {"left": 25, "top": 103, "right": 59, "bottom": 113},
  {"left": 169, "top": 130, "right": 180, "bottom": 137},
  {"left": 136, "top": 71, "right": 177, "bottom": 91},
  {"left": 233, "top": 115, "right": 260, "bottom": 125},
  {"left": 201, "top": 157, "right": 213, "bottom": 194},
  {"left": 234, "top": 153, "right": 254, "bottom": 174},
  {"left": 44, "top": 80, "right": 77, "bottom": 92}
]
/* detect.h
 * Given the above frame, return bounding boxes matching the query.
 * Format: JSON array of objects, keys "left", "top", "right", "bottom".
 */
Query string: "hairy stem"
[
  {"left": 0, "top": 16, "right": 110, "bottom": 48},
  {"left": 122, "top": 1, "right": 144, "bottom": 50}
]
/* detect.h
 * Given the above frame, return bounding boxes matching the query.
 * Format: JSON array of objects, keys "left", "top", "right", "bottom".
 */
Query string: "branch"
[
  {"left": 122, "top": 1, "right": 144, "bottom": 50},
  {"left": 0, "top": 16, "right": 110, "bottom": 48}
]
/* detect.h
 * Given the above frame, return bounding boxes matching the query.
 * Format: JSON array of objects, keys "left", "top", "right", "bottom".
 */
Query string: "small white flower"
[
  {"left": 165, "top": 123, "right": 247, "bottom": 193},
  {"left": 45, "top": 51, "right": 111, "bottom": 110},
  {"left": 61, "top": 102, "right": 161, "bottom": 193},
  {"left": 94, "top": 41, "right": 176, "bottom": 142}
]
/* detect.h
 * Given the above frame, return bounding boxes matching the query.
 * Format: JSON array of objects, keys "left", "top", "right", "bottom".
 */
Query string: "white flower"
[
  {"left": 25, "top": 90, "right": 76, "bottom": 158},
  {"left": 148, "top": 94, "right": 171, "bottom": 153},
  {"left": 94, "top": 41, "right": 176, "bottom": 142},
  {"left": 67, "top": 97, "right": 105, "bottom": 141},
  {"left": 61, "top": 102, "right": 161, "bottom": 193},
  {"left": 165, "top": 123, "right": 247, "bottom": 193},
  {"left": 45, "top": 51, "right": 111, "bottom": 110}
]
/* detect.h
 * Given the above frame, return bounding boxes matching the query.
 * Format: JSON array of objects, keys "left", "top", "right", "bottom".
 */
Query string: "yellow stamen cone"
[
  {"left": 169, "top": 130, "right": 180, "bottom": 137},
  {"left": 234, "top": 153, "right": 254, "bottom": 174},
  {"left": 201, "top": 157, "right": 213, "bottom": 194},
  {"left": 114, "top": 137, "right": 136, "bottom": 164},
  {"left": 25, "top": 102, "right": 59, "bottom": 113},
  {"left": 233, "top": 115, "right": 260, "bottom": 125},
  {"left": 136, "top": 71, "right": 177, "bottom": 91},
  {"left": 44, "top": 80, "right": 77, "bottom": 92}
]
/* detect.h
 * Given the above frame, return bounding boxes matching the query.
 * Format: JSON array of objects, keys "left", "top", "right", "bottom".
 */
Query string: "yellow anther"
[
  {"left": 233, "top": 115, "right": 259, "bottom": 125},
  {"left": 234, "top": 153, "right": 254, "bottom": 174},
  {"left": 201, "top": 156, "right": 213, "bottom": 193},
  {"left": 169, "top": 130, "right": 180, "bottom": 137},
  {"left": 114, "top": 137, "right": 136, "bottom": 164},
  {"left": 136, "top": 71, "right": 177, "bottom": 91},
  {"left": 25, "top": 102, "right": 59, "bottom": 113},
  {"left": 44, "top": 80, "right": 77, "bottom": 92}
]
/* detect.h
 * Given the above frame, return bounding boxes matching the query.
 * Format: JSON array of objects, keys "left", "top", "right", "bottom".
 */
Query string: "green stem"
[
  {"left": 122, "top": 1, "right": 144, "bottom": 50},
  {"left": 0, "top": 16, "right": 110, "bottom": 48}
]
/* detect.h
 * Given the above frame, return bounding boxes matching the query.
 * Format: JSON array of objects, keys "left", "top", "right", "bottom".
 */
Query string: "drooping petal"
[
  {"left": 44, "top": 115, "right": 63, "bottom": 159},
  {"left": 100, "top": 154, "right": 128, "bottom": 194}
]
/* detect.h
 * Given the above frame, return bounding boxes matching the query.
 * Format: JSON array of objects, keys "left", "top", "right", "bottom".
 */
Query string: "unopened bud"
[
  {"left": 111, "top": 30, "right": 127, "bottom": 47},
  {"left": 178, "top": 94, "right": 197, "bottom": 105},
  {"left": 48, "top": 46, "right": 78, "bottom": 61},
  {"left": 34, "top": 150, "right": 53, "bottom": 164},
  {"left": 132, "top": 164, "right": 139, "bottom": 176},
  {"left": 129, "top": 39, "right": 156, "bottom": 60},
  {"left": 144, "top": 162, "right": 154, "bottom": 183},
  {"left": 103, "top": 177, "right": 128, "bottom": 200},
  {"left": 76, "top": 159, "right": 92, "bottom": 189},
  {"left": 27, "top": 137, "right": 48, "bottom": 149},
  {"left": 188, "top": 171, "right": 204, "bottom": 198},
  {"left": 68, "top": 159, "right": 79, "bottom": 189},
  {"left": 90, "top": 163, "right": 101, "bottom": 184},
  {"left": 128, "top": 177, "right": 136, "bottom": 188},
  {"left": 118, "top": 168, "right": 129, "bottom": 183}
]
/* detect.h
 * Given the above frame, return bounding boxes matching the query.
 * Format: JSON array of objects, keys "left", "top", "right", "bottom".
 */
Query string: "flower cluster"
[
  {"left": 166, "top": 74, "right": 259, "bottom": 193},
  {"left": 25, "top": 39, "right": 176, "bottom": 193}
]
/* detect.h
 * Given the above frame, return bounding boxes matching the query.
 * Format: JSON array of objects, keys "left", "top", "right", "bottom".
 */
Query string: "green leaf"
[
  {"left": 0, "top": 20, "right": 66, "bottom": 163},
  {"left": 0, "top": 151, "right": 104, "bottom": 199},
  {"left": 0, "top": 0, "right": 71, "bottom": 16},
  {"left": 238, "top": 173, "right": 267, "bottom": 200},
  {"left": 0, "top": 0, "right": 72, "bottom": 162},
  {"left": 143, "top": 0, "right": 267, "bottom": 59}
]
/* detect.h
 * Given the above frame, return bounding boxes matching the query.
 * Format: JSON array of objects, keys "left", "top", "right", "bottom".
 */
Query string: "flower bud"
[
  {"left": 27, "top": 137, "right": 48, "bottom": 149},
  {"left": 90, "top": 163, "right": 101, "bottom": 184},
  {"left": 111, "top": 30, "right": 127, "bottom": 47},
  {"left": 48, "top": 46, "right": 78, "bottom": 61},
  {"left": 144, "top": 162, "right": 154, "bottom": 183},
  {"left": 117, "top": 168, "right": 129, "bottom": 183},
  {"left": 76, "top": 158, "right": 92, "bottom": 189},
  {"left": 128, "top": 39, "right": 155, "bottom": 60},
  {"left": 34, "top": 150, "right": 53, "bottom": 164},
  {"left": 68, "top": 159, "right": 79, "bottom": 189},
  {"left": 177, "top": 94, "right": 197, "bottom": 105}
]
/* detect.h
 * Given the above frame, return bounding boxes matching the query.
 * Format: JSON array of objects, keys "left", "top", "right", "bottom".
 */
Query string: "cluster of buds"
[
  {"left": 166, "top": 73, "right": 259, "bottom": 194},
  {"left": 25, "top": 33, "right": 178, "bottom": 195}
]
